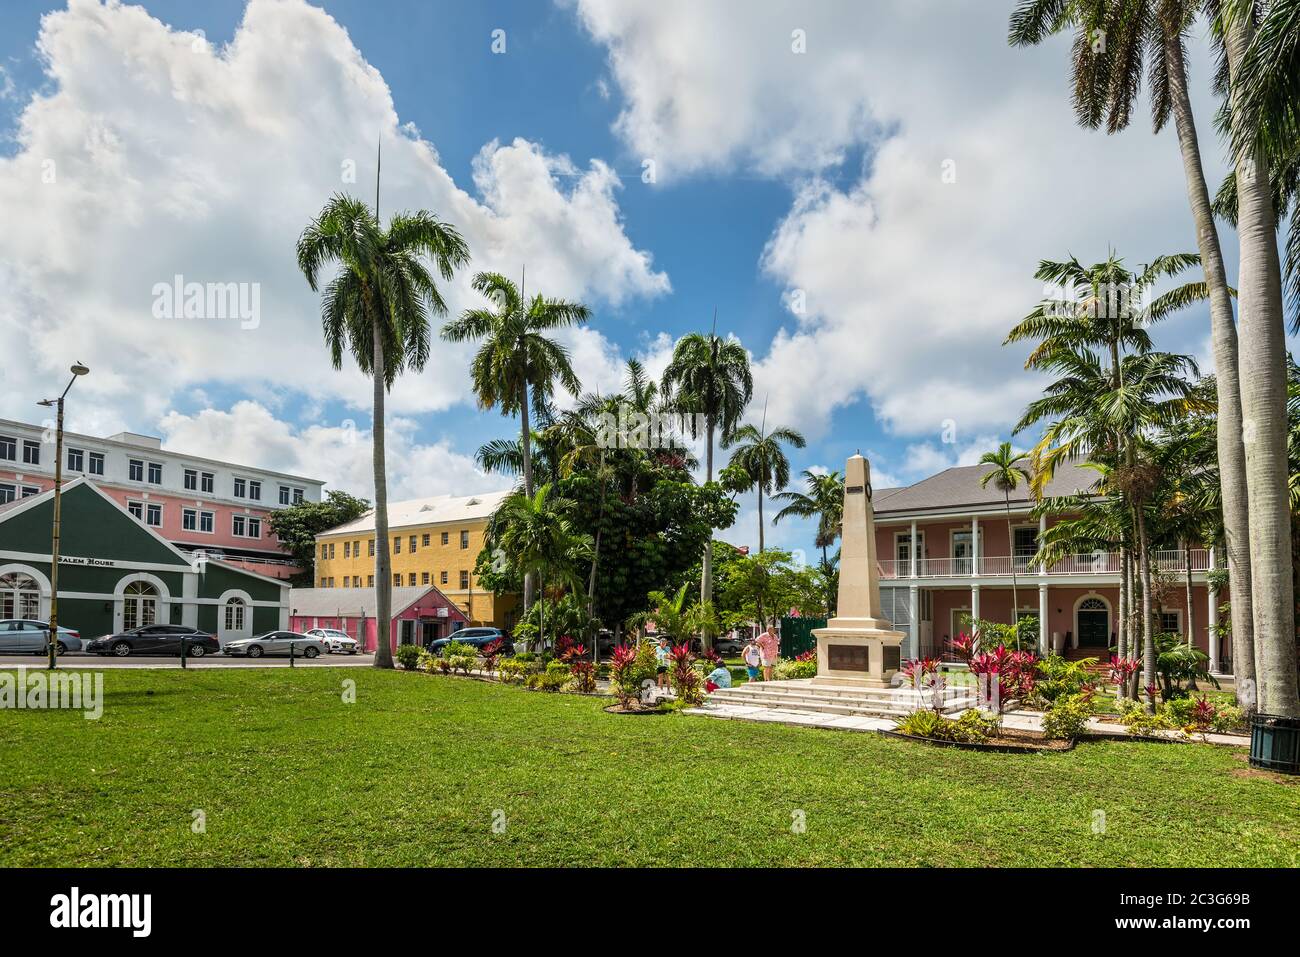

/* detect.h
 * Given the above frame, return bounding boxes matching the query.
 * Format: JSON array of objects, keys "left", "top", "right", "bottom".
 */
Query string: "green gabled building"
[{"left": 0, "top": 478, "right": 288, "bottom": 643}]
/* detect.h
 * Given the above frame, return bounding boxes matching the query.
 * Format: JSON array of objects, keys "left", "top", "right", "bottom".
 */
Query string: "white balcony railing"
[{"left": 878, "top": 549, "right": 1210, "bottom": 580}]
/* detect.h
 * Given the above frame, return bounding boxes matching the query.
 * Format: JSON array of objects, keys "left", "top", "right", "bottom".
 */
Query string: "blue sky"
[{"left": 0, "top": 0, "right": 1251, "bottom": 559}]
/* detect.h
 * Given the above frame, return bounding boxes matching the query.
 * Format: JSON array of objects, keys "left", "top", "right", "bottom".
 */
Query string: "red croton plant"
[{"left": 669, "top": 643, "right": 703, "bottom": 706}]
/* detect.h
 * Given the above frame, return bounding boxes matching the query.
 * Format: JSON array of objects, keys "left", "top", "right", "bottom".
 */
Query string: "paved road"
[{"left": 0, "top": 652, "right": 378, "bottom": 669}]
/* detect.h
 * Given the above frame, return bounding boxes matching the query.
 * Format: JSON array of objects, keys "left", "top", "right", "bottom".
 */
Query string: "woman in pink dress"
[{"left": 757, "top": 624, "right": 780, "bottom": 682}]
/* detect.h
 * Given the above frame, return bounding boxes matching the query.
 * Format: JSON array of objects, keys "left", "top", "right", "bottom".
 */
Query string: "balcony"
[{"left": 878, "top": 548, "right": 1211, "bottom": 580}]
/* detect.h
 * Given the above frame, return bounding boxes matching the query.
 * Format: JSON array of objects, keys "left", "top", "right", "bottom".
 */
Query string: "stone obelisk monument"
[{"left": 811, "top": 453, "right": 905, "bottom": 689}]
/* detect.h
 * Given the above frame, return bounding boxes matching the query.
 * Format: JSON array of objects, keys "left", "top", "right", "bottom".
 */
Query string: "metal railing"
[{"left": 878, "top": 548, "right": 1210, "bottom": 580}]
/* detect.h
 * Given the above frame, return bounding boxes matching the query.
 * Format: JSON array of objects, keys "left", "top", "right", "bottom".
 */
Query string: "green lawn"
[{"left": 1, "top": 667, "right": 1295, "bottom": 866}]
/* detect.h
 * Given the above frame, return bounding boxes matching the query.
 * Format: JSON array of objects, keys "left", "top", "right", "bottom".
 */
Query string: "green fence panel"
[{"left": 779, "top": 616, "right": 825, "bottom": 658}]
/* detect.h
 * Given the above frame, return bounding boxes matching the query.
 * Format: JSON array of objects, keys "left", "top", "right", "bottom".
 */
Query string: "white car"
[
  {"left": 224, "top": 631, "right": 328, "bottom": 658},
  {"left": 305, "top": 627, "right": 360, "bottom": 654}
]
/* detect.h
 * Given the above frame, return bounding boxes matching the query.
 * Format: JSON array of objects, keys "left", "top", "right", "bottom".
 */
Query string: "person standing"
[
  {"left": 742, "top": 636, "right": 762, "bottom": 683},
  {"left": 757, "top": 623, "right": 780, "bottom": 682},
  {"left": 655, "top": 636, "right": 672, "bottom": 691}
]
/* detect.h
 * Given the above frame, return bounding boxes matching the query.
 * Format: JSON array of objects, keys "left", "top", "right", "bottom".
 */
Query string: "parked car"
[
  {"left": 713, "top": 635, "right": 744, "bottom": 656},
  {"left": 0, "top": 620, "right": 83, "bottom": 655},
  {"left": 304, "top": 627, "right": 360, "bottom": 654},
  {"left": 224, "top": 631, "right": 328, "bottom": 658},
  {"left": 86, "top": 624, "right": 219, "bottom": 657},
  {"left": 429, "top": 627, "right": 511, "bottom": 655}
]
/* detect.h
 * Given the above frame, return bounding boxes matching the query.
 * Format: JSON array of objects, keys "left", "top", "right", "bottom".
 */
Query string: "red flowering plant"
[
  {"left": 968, "top": 646, "right": 1037, "bottom": 713},
  {"left": 795, "top": 649, "right": 817, "bottom": 663},
  {"left": 948, "top": 633, "right": 976, "bottom": 663},
  {"left": 698, "top": 647, "right": 724, "bottom": 667},
  {"left": 900, "top": 656, "right": 947, "bottom": 711},
  {"left": 669, "top": 643, "right": 703, "bottom": 706},
  {"left": 481, "top": 638, "right": 506, "bottom": 674},
  {"left": 608, "top": 644, "right": 640, "bottom": 708},
  {"left": 1107, "top": 655, "right": 1141, "bottom": 698}
]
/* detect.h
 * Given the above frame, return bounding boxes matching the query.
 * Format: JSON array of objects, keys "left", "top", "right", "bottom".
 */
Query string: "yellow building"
[{"left": 313, "top": 489, "right": 520, "bottom": 629}]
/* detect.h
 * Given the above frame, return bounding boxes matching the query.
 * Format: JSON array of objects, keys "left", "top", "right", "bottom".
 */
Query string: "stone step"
[
  {"left": 713, "top": 681, "right": 975, "bottom": 709},
  {"left": 705, "top": 692, "right": 915, "bottom": 718},
  {"left": 707, "top": 685, "right": 976, "bottom": 717}
]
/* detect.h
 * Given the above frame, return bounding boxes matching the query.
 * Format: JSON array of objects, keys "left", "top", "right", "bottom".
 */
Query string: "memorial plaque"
[
  {"left": 828, "top": 644, "right": 869, "bottom": 672},
  {"left": 882, "top": 645, "right": 901, "bottom": 672}
]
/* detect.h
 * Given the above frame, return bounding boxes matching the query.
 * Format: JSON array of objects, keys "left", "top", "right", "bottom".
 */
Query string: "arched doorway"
[
  {"left": 1075, "top": 595, "right": 1110, "bottom": 648},
  {"left": 122, "top": 581, "right": 159, "bottom": 631},
  {"left": 217, "top": 590, "right": 254, "bottom": 645},
  {"left": 0, "top": 571, "right": 41, "bottom": 620}
]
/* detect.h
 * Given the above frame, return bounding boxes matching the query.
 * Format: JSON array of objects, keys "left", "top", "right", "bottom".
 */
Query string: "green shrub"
[
  {"left": 774, "top": 657, "right": 818, "bottom": 680},
  {"left": 441, "top": 640, "right": 475, "bottom": 659},
  {"left": 1041, "top": 692, "right": 1093, "bottom": 741},
  {"left": 1121, "top": 708, "right": 1177, "bottom": 737},
  {"left": 447, "top": 653, "right": 476, "bottom": 675},
  {"left": 1035, "top": 655, "right": 1096, "bottom": 704},
  {"left": 417, "top": 648, "right": 436, "bottom": 673},
  {"left": 395, "top": 644, "right": 423, "bottom": 671},
  {"left": 497, "top": 658, "right": 528, "bottom": 684},
  {"left": 1212, "top": 704, "right": 1246, "bottom": 734},
  {"left": 526, "top": 661, "right": 571, "bottom": 692},
  {"left": 896, "top": 708, "right": 999, "bottom": 744},
  {"left": 896, "top": 709, "right": 947, "bottom": 739}
]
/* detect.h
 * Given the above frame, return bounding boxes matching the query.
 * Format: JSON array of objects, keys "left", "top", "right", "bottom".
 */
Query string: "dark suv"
[
  {"left": 86, "top": 624, "right": 220, "bottom": 657},
  {"left": 429, "top": 627, "right": 511, "bottom": 654}
]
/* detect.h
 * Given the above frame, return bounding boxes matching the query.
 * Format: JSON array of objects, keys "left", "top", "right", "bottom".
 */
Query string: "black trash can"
[{"left": 1249, "top": 713, "right": 1300, "bottom": 774}]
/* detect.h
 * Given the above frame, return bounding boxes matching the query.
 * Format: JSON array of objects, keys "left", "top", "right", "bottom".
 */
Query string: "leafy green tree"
[
  {"left": 442, "top": 272, "right": 590, "bottom": 616},
  {"left": 773, "top": 468, "right": 845, "bottom": 568},
  {"left": 661, "top": 328, "right": 753, "bottom": 607},
  {"left": 297, "top": 195, "right": 468, "bottom": 668},
  {"left": 267, "top": 490, "right": 372, "bottom": 583}
]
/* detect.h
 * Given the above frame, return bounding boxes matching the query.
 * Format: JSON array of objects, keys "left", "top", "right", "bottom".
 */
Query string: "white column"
[
  {"left": 1038, "top": 514, "right": 1047, "bottom": 574},
  {"left": 909, "top": 520, "right": 918, "bottom": 579},
  {"left": 1039, "top": 583, "right": 1049, "bottom": 655},
  {"left": 1207, "top": 546, "right": 1220, "bottom": 673},
  {"left": 970, "top": 516, "right": 979, "bottom": 577},
  {"left": 970, "top": 583, "right": 980, "bottom": 622},
  {"left": 908, "top": 584, "right": 919, "bottom": 658}
]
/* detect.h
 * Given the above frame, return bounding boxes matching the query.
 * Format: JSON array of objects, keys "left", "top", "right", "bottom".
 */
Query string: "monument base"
[{"left": 811, "top": 618, "right": 906, "bottom": 689}]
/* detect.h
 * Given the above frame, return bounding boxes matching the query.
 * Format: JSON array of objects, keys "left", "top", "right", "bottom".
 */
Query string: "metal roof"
[
  {"left": 321, "top": 489, "right": 512, "bottom": 536},
  {"left": 873, "top": 460, "right": 1097, "bottom": 516}
]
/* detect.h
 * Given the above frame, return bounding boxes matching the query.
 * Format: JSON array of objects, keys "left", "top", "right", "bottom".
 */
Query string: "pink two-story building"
[
  {"left": 0, "top": 418, "right": 325, "bottom": 580},
  {"left": 872, "top": 461, "right": 1227, "bottom": 674}
]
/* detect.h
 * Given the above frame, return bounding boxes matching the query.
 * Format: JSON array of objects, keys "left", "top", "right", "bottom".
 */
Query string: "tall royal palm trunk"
[
  {"left": 1118, "top": 543, "right": 1129, "bottom": 663},
  {"left": 519, "top": 379, "right": 535, "bottom": 616},
  {"left": 700, "top": 415, "right": 716, "bottom": 606},
  {"left": 1185, "top": 536, "right": 1199, "bottom": 691},
  {"left": 757, "top": 477, "right": 765, "bottom": 554},
  {"left": 372, "top": 318, "right": 394, "bottom": 669},
  {"left": 1165, "top": 33, "right": 1257, "bottom": 698},
  {"left": 1137, "top": 507, "right": 1155, "bottom": 706},
  {"left": 1226, "top": 18, "right": 1300, "bottom": 718}
]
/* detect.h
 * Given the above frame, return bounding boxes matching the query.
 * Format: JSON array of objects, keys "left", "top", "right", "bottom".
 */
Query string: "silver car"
[
  {"left": 0, "top": 619, "right": 83, "bottom": 655},
  {"left": 305, "top": 627, "right": 360, "bottom": 654},
  {"left": 223, "top": 631, "right": 328, "bottom": 659}
]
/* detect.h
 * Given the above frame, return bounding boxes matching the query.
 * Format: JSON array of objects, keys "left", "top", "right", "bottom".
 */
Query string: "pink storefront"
[{"left": 288, "top": 584, "right": 468, "bottom": 653}]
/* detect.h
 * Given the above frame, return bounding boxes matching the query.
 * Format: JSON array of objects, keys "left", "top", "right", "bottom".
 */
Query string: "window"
[
  {"left": 88, "top": 452, "right": 104, "bottom": 475},
  {"left": 441, "top": 532, "right": 449, "bottom": 545},
  {"left": 129, "top": 459, "right": 144, "bottom": 481},
  {"left": 199, "top": 511, "right": 213, "bottom": 533},
  {"left": 22, "top": 440, "right": 40, "bottom": 466},
  {"left": 320, "top": 543, "right": 328, "bottom": 559},
  {"left": 145, "top": 503, "right": 162, "bottom": 527},
  {"left": 1013, "top": 527, "right": 1038, "bottom": 565},
  {"left": 895, "top": 531, "right": 924, "bottom": 568},
  {"left": 122, "top": 580, "right": 158, "bottom": 631},
  {"left": 234, "top": 515, "right": 261, "bottom": 538},
  {"left": 393, "top": 537, "right": 401, "bottom": 554},
  {"left": 279, "top": 485, "right": 291, "bottom": 505},
  {"left": 1159, "top": 611, "right": 1181, "bottom": 634},
  {"left": 367, "top": 575, "right": 374, "bottom": 587},
  {"left": 224, "top": 597, "right": 246, "bottom": 633},
  {"left": 320, "top": 578, "right": 327, "bottom": 588},
  {"left": 343, "top": 542, "right": 351, "bottom": 559},
  {"left": 408, "top": 573, "right": 417, "bottom": 586},
  {"left": 460, "top": 530, "right": 469, "bottom": 549},
  {"left": 328, "top": 542, "right": 335, "bottom": 559},
  {"left": 233, "top": 478, "right": 246, "bottom": 498},
  {"left": 393, "top": 573, "right": 401, "bottom": 587},
  {"left": 128, "top": 501, "right": 144, "bottom": 521},
  {"left": 147, "top": 462, "right": 163, "bottom": 485},
  {"left": 200, "top": 471, "right": 214, "bottom": 494},
  {"left": 184, "top": 468, "right": 198, "bottom": 491},
  {"left": 410, "top": 535, "right": 417, "bottom": 552},
  {"left": 0, "top": 484, "right": 14, "bottom": 504},
  {"left": 248, "top": 480, "right": 261, "bottom": 501},
  {"left": 67, "top": 448, "right": 84, "bottom": 471},
  {"left": 368, "top": 540, "right": 375, "bottom": 557},
  {"left": 0, "top": 572, "right": 40, "bottom": 619},
  {"left": 247, "top": 517, "right": 261, "bottom": 538},
  {"left": 21, "top": 486, "right": 40, "bottom": 498},
  {"left": 440, "top": 571, "right": 448, "bottom": 585},
  {"left": 0, "top": 435, "right": 14, "bottom": 460},
  {"left": 353, "top": 541, "right": 360, "bottom": 557},
  {"left": 422, "top": 533, "right": 430, "bottom": 547},
  {"left": 459, "top": 570, "right": 470, "bottom": 589},
  {"left": 182, "top": 508, "right": 198, "bottom": 531},
  {"left": 293, "top": 488, "right": 304, "bottom": 504},
  {"left": 422, "top": 572, "right": 430, "bottom": 585}
]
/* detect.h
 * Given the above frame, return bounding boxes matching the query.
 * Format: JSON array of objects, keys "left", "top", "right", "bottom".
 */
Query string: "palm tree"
[
  {"left": 497, "top": 484, "right": 592, "bottom": 648},
  {"left": 773, "top": 469, "right": 845, "bottom": 568},
  {"left": 978, "top": 443, "right": 1033, "bottom": 620},
  {"left": 1221, "top": 0, "right": 1300, "bottom": 717},
  {"left": 442, "top": 272, "right": 590, "bottom": 617},
  {"left": 724, "top": 417, "right": 807, "bottom": 554},
  {"left": 661, "top": 327, "right": 753, "bottom": 608},
  {"left": 296, "top": 195, "right": 468, "bottom": 669},
  {"left": 1009, "top": 0, "right": 1258, "bottom": 703}
]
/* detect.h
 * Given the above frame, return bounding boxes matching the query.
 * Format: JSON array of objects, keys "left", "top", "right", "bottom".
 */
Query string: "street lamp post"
[{"left": 38, "top": 362, "right": 89, "bottom": 671}]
